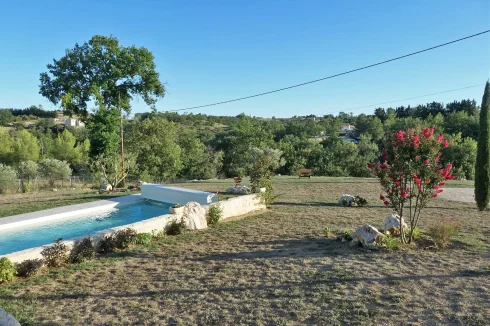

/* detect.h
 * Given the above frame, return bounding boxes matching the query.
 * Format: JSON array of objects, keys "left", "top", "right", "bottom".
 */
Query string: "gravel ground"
[{"left": 439, "top": 187, "right": 475, "bottom": 203}]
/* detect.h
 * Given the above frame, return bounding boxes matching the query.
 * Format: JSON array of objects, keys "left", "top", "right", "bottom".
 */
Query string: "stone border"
[{"left": 2, "top": 194, "right": 265, "bottom": 263}]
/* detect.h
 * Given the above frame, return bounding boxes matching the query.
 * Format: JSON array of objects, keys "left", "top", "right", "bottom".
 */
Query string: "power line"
[
  {"left": 165, "top": 29, "right": 489, "bottom": 113},
  {"left": 330, "top": 83, "right": 484, "bottom": 115}
]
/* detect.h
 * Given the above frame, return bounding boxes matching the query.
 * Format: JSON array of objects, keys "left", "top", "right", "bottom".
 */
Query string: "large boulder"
[
  {"left": 338, "top": 194, "right": 355, "bottom": 206},
  {"left": 0, "top": 309, "right": 21, "bottom": 326},
  {"left": 384, "top": 213, "right": 408, "bottom": 234},
  {"left": 226, "top": 185, "right": 250, "bottom": 194},
  {"left": 182, "top": 202, "right": 207, "bottom": 230},
  {"left": 352, "top": 224, "right": 384, "bottom": 245},
  {"left": 99, "top": 184, "right": 112, "bottom": 193}
]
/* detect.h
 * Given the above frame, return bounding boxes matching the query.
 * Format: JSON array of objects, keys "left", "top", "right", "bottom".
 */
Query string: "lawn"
[{"left": 1, "top": 177, "right": 489, "bottom": 325}]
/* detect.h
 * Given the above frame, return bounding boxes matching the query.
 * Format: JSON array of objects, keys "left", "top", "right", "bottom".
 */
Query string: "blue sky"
[{"left": 0, "top": 0, "right": 488, "bottom": 118}]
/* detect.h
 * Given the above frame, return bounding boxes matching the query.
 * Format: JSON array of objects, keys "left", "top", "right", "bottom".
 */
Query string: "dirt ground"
[{"left": 1, "top": 177, "right": 489, "bottom": 325}]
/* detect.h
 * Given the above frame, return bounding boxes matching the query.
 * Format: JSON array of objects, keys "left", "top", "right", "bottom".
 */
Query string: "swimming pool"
[{"left": 0, "top": 199, "right": 171, "bottom": 256}]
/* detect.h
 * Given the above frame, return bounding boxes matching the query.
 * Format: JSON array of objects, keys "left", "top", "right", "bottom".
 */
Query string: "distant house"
[
  {"left": 339, "top": 123, "right": 355, "bottom": 133},
  {"left": 65, "top": 118, "right": 85, "bottom": 127}
]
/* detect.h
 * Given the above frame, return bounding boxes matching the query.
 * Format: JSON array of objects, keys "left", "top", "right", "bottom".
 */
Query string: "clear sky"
[{"left": 0, "top": 0, "right": 489, "bottom": 118}]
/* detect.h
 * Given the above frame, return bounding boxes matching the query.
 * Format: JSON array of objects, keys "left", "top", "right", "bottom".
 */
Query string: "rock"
[
  {"left": 352, "top": 224, "right": 384, "bottom": 245},
  {"left": 384, "top": 213, "right": 408, "bottom": 234},
  {"left": 182, "top": 202, "right": 208, "bottom": 230},
  {"left": 338, "top": 194, "right": 355, "bottom": 206},
  {"left": 134, "top": 181, "right": 146, "bottom": 190},
  {"left": 0, "top": 309, "right": 21, "bottom": 326},
  {"left": 226, "top": 185, "right": 250, "bottom": 194},
  {"left": 99, "top": 184, "right": 112, "bottom": 192}
]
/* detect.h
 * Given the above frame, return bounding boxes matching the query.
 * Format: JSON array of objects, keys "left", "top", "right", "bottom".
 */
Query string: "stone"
[
  {"left": 226, "top": 185, "right": 250, "bottom": 194},
  {"left": 99, "top": 184, "right": 112, "bottom": 192},
  {"left": 182, "top": 202, "right": 208, "bottom": 230},
  {"left": 384, "top": 213, "right": 408, "bottom": 234},
  {"left": 0, "top": 309, "right": 21, "bottom": 326},
  {"left": 338, "top": 194, "right": 355, "bottom": 206},
  {"left": 352, "top": 224, "right": 384, "bottom": 245},
  {"left": 134, "top": 181, "right": 146, "bottom": 190}
]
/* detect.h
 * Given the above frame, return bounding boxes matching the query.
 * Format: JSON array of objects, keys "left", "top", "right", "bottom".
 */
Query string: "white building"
[{"left": 65, "top": 118, "right": 85, "bottom": 127}]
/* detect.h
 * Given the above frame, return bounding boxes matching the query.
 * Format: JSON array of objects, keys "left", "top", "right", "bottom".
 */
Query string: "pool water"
[{"left": 0, "top": 200, "right": 171, "bottom": 255}]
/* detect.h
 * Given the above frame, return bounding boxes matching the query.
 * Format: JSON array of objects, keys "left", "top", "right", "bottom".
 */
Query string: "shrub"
[
  {"left": 18, "top": 160, "right": 38, "bottom": 183},
  {"left": 98, "top": 234, "right": 117, "bottom": 253},
  {"left": 38, "top": 159, "right": 72, "bottom": 187},
  {"left": 135, "top": 233, "right": 153, "bottom": 245},
  {"left": 41, "top": 238, "right": 69, "bottom": 267},
  {"left": 353, "top": 196, "right": 368, "bottom": 207},
  {"left": 381, "top": 234, "right": 401, "bottom": 250},
  {"left": 408, "top": 226, "right": 422, "bottom": 240},
  {"left": 0, "top": 163, "right": 17, "bottom": 194},
  {"left": 475, "top": 82, "right": 490, "bottom": 211},
  {"left": 341, "top": 199, "right": 350, "bottom": 207},
  {"left": 166, "top": 218, "right": 187, "bottom": 236},
  {"left": 323, "top": 226, "right": 334, "bottom": 237},
  {"left": 69, "top": 237, "right": 96, "bottom": 264},
  {"left": 15, "top": 259, "right": 44, "bottom": 277},
  {"left": 151, "top": 229, "right": 166, "bottom": 240},
  {"left": 0, "top": 257, "right": 16, "bottom": 283},
  {"left": 114, "top": 228, "right": 138, "bottom": 249},
  {"left": 207, "top": 204, "right": 223, "bottom": 225},
  {"left": 427, "top": 218, "right": 460, "bottom": 248}
]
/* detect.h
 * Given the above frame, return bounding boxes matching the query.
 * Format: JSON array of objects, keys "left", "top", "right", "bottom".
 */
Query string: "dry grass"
[{"left": 1, "top": 177, "right": 489, "bottom": 325}]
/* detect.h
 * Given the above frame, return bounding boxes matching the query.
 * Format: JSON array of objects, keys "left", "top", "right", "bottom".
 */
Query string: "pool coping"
[{"left": 0, "top": 194, "right": 143, "bottom": 231}]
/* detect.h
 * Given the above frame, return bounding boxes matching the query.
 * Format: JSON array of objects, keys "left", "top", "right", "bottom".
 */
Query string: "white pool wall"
[
  {"left": 141, "top": 184, "right": 217, "bottom": 205},
  {"left": 1, "top": 193, "right": 265, "bottom": 263}
]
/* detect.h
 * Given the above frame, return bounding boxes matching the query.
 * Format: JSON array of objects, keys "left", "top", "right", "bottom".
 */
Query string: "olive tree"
[
  {"left": 0, "top": 164, "right": 17, "bottom": 194},
  {"left": 38, "top": 159, "right": 72, "bottom": 187}
]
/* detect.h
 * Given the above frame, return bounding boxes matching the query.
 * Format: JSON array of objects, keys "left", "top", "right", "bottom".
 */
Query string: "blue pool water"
[{"left": 0, "top": 200, "right": 171, "bottom": 255}]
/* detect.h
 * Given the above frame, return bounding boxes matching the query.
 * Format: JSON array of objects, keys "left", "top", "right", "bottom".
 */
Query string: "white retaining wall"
[{"left": 2, "top": 194, "right": 265, "bottom": 264}]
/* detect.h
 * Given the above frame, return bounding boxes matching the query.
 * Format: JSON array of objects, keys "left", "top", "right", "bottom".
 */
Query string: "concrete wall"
[{"left": 3, "top": 194, "right": 265, "bottom": 264}]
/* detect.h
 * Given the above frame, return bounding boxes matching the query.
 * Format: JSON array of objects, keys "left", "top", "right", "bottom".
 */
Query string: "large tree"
[
  {"left": 39, "top": 35, "right": 165, "bottom": 119},
  {"left": 475, "top": 82, "right": 490, "bottom": 211}
]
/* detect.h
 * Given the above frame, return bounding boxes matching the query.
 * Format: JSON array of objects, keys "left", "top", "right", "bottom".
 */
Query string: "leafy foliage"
[
  {"left": 370, "top": 127, "right": 454, "bottom": 244},
  {"left": 427, "top": 217, "right": 460, "bottom": 248},
  {"left": 114, "top": 228, "right": 138, "bottom": 249},
  {"left": 41, "top": 238, "right": 69, "bottom": 267},
  {"left": 0, "top": 257, "right": 16, "bottom": 283},
  {"left": 353, "top": 196, "right": 368, "bottom": 207},
  {"left": 98, "top": 234, "right": 117, "bottom": 253},
  {"left": 69, "top": 237, "right": 96, "bottom": 264},
  {"left": 207, "top": 204, "right": 223, "bottom": 225},
  {"left": 166, "top": 218, "right": 187, "bottom": 236},
  {"left": 475, "top": 82, "right": 490, "bottom": 211},
  {"left": 0, "top": 163, "right": 17, "bottom": 194},
  {"left": 38, "top": 159, "right": 72, "bottom": 186},
  {"left": 135, "top": 233, "right": 153, "bottom": 245},
  {"left": 15, "top": 259, "right": 44, "bottom": 277}
]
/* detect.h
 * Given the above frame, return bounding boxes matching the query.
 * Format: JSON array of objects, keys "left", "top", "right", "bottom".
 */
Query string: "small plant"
[
  {"left": 323, "top": 226, "right": 334, "bottom": 237},
  {"left": 353, "top": 196, "right": 368, "bottom": 207},
  {"left": 41, "top": 238, "right": 69, "bottom": 267},
  {"left": 337, "top": 229, "right": 353, "bottom": 241},
  {"left": 172, "top": 203, "right": 181, "bottom": 208},
  {"left": 151, "top": 229, "right": 166, "bottom": 240},
  {"left": 166, "top": 218, "right": 187, "bottom": 236},
  {"left": 98, "top": 234, "right": 117, "bottom": 253},
  {"left": 207, "top": 204, "right": 223, "bottom": 225},
  {"left": 135, "top": 233, "right": 153, "bottom": 245},
  {"left": 408, "top": 226, "right": 422, "bottom": 240},
  {"left": 381, "top": 234, "right": 401, "bottom": 250},
  {"left": 341, "top": 199, "right": 350, "bottom": 207},
  {"left": 69, "top": 237, "right": 96, "bottom": 264},
  {"left": 427, "top": 217, "right": 460, "bottom": 248},
  {"left": 16, "top": 259, "right": 44, "bottom": 277},
  {"left": 114, "top": 228, "right": 138, "bottom": 249},
  {"left": 0, "top": 257, "right": 16, "bottom": 283}
]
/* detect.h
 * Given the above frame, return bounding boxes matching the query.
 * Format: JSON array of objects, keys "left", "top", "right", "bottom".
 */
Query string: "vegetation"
[
  {"left": 37, "top": 159, "right": 72, "bottom": 187},
  {"left": 0, "top": 257, "right": 16, "bottom": 283},
  {"left": 40, "top": 238, "right": 69, "bottom": 267},
  {"left": 113, "top": 228, "right": 138, "bottom": 249},
  {"left": 475, "top": 82, "right": 490, "bottom": 211},
  {"left": 371, "top": 127, "right": 454, "bottom": 244},
  {"left": 69, "top": 237, "right": 96, "bottom": 264},
  {"left": 15, "top": 259, "right": 44, "bottom": 277},
  {"left": 427, "top": 217, "right": 460, "bottom": 249},
  {"left": 166, "top": 218, "right": 187, "bottom": 236},
  {"left": 0, "top": 163, "right": 17, "bottom": 194},
  {"left": 207, "top": 203, "right": 223, "bottom": 225},
  {"left": 135, "top": 233, "right": 153, "bottom": 245}
]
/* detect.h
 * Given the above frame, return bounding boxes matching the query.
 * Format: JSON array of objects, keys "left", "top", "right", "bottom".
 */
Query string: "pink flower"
[
  {"left": 422, "top": 127, "right": 434, "bottom": 139},
  {"left": 432, "top": 194, "right": 438, "bottom": 198},
  {"left": 401, "top": 192, "right": 408, "bottom": 199},
  {"left": 413, "top": 136, "right": 420, "bottom": 148},
  {"left": 380, "top": 164, "right": 387, "bottom": 170},
  {"left": 395, "top": 180, "right": 401, "bottom": 186},
  {"left": 416, "top": 155, "right": 421, "bottom": 160},
  {"left": 437, "top": 134, "right": 444, "bottom": 142},
  {"left": 382, "top": 148, "right": 388, "bottom": 161},
  {"left": 394, "top": 130, "right": 405, "bottom": 144},
  {"left": 440, "top": 181, "right": 446, "bottom": 186},
  {"left": 437, "top": 189, "right": 443, "bottom": 193},
  {"left": 444, "top": 140, "right": 449, "bottom": 148},
  {"left": 380, "top": 194, "right": 385, "bottom": 200},
  {"left": 383, "top": 200, "right": 390, "bottom": 206},
  {"left": 433, "top": 185, "right": 440, "bottom": 190},
  {"left": 425, "top": 179, "right": 431, "bottom": 183},
  {"left": 424, "top": 159, "right": 430, "bottom": 165}
]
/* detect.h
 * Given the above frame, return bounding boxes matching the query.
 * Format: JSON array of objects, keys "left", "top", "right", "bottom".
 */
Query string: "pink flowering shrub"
[{"left": 368, "top": 127, "right": 454, "bottom": 244}]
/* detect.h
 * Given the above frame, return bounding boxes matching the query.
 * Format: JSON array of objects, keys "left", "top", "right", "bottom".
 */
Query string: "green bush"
[
  {"left": 0, "top": 257, "right": 16, "bottom": 283},
  {"left": 323, "top": 226, "right": 334, "bottom": 237},
  {"left": 381, "top": 234, "right": 401, "bottom": 250},
  {"left": 135, "top": 233, "right": 153, "bottom": 245},
  {"left": 427, "top": 218, "right": 460, "bottom": 248},
  {"left": 0, "top": 163, "right": 17, "bottom": 194},
  {"left": 69, "top": 237, "right": 96, "bottom": 264},
  {"left": 114, "top": 228, "right": 138, "bottom": 249},
  {"left": 353, "top": 196, "right": 368, "bottom": 207},
  {"left": 41, "top": 238, "right": 69, "bottom": 267},
  {"left": 166, "top": 219, "right": 187, "bottom": 236},
  {"left": 38, "top": 158, "right": 72, "bottom": 187},
  {"left": 98, "top": 234, "right": 117, "bottom": 253},
  {"left": 151, "top": 229, "right": 166, "bottom": 240},
  {"left": 207, "top": 204, "right": 223, "bottom": 225},
  {"left": 16, "top": 259, "right": 44, "bottom": 277}
]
